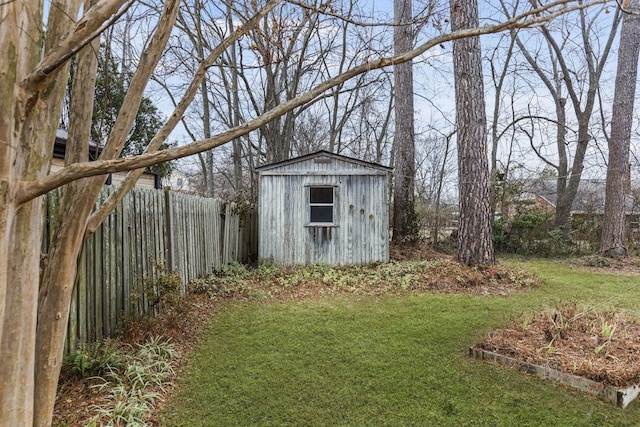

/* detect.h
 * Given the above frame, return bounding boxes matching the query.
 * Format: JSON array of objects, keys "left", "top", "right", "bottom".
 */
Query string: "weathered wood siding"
[{"left": 259, "top": 153, "right": 391, "bottom": 265}]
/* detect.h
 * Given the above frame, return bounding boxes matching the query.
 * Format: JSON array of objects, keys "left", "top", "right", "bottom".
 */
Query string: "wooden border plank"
[{"left": 470, "top": 347, "right": 640, "bottom": 408}]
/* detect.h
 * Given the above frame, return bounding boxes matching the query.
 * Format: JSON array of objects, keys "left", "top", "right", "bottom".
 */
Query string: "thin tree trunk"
[
  {"left": 194, "top": 2, "right": 215, "bottom": 198},
  {"left": 228, "top": 4, "right": 243, "bottom": 192},
  {"left": 489, "top": 36, "right": 516, "bottom": 217},
  {"left": 601, "top": 1, "right": 640, "bottom": 256},
  {"left": 431, "top": 132, "right": 453, "bottom": 249},
  {"left": 377, "top": 76, "right": 394, "bottom": 163},
  {"left": 451, "top": 0, "right": 494, "bottom": 266}
]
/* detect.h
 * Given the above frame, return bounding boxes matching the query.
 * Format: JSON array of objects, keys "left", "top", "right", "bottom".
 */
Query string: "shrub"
[
  {"left": 492, "top": 204, "right": 604, "bottom": 256},
  {"left": 188, "top": 262, "right": 252, "bottom": 298},
  {"left": 141, "top": 262, "right": 182, "bottom": 313},
  {"left": 493, "top": 206, "right": 555, "bottom": 255},
  {"left": 61, "top": 340, "right": 124, "bottom": 380}
]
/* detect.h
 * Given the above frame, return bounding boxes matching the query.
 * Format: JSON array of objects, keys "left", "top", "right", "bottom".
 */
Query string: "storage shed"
[{"left": 257, "top": 150, "right": 392, "bottom": 265}]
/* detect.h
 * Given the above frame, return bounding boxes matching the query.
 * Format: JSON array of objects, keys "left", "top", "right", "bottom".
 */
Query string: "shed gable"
[{"left": 257, "top": 151, "right": 391, "bottom": 176}]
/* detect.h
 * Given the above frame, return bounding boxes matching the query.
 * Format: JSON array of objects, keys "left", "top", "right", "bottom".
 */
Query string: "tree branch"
[
  {"left": 84, "top": 0, "right": 283, "bottom": 233},
  {"left": 496, "top": 114, "right": 576, "bottom": 142},
  {"left": 16, "top": 0, "right": 610, "bottom": 203},
  {"left": 22, "top": 0, "right": 134, "bottom": 92}
]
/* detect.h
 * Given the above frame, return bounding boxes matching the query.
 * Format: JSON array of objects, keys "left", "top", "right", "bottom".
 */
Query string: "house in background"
[
  {"left": 528, "top": 178, "right": 638, "bottom": 214},
  {"left": 162, "top": 169, "right": 199, "bottom": 194},
  {"left": 514, "top": 177, "right": 640, "bottom": 239},
  {"left": 51, "top": 129, "right": 161, "bottom": 190},
  {"left": 257, "top": 150, "right": 392, "bottom": 266}
]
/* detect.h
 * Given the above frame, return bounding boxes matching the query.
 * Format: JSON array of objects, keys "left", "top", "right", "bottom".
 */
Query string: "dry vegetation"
[
  {"left": 568, "top": 254, "right": 640, "bottom": 274},
  {"left": 477, "top": 305, "right": 640, "bottom": 387}
]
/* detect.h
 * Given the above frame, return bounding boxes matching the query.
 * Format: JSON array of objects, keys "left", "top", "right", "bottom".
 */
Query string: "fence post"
[{"left": 164, "top": 188, "right": 175, "bottom": 273}]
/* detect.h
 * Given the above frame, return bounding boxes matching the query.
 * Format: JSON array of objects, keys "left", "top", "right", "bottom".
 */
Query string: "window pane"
[
  {"left": 310, "top": 187, "right": 333, "bottom": 204},
  {"left": 310, "top": 206, "right": 333, "bottom": 223}
]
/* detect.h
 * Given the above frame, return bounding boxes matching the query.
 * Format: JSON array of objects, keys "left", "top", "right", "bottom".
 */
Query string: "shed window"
[{"left": 309, "top": 187, "right": 334, "bottom": 223}]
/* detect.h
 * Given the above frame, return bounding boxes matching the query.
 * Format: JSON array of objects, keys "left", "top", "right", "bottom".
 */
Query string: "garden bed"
[{"left": 474, "top": 306, "right": 640, "bottom": 408}]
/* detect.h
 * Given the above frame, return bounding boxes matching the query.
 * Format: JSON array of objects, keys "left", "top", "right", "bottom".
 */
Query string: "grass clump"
[
  {"left": 62, "top": 339, "right": 124, "bottom": 381},
  {"left": 63, "top": 336, "right": 176, "bottom": 426}
]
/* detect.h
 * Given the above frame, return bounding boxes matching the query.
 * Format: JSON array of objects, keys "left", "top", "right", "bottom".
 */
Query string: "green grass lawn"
[{"left": 160, "top": 259, "right": 640, "bottom": 426}]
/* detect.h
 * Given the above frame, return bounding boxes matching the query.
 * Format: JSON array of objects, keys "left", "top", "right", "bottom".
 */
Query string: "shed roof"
[{"left": 256, "top": 150, "right": 392, "bottom": 173}]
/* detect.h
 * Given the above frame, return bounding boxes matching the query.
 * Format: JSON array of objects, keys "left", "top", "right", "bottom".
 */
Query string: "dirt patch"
[
  {"left": 389, "top": 240, "right": 443, "bottom": 261},
  {"left": 477, "top": 304, "right": 640, "bottom": 388}
]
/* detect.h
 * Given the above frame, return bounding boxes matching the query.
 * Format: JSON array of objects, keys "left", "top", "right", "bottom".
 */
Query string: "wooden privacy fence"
[{"left": 43, "top": 188, "right": 257, "bottom": 352}]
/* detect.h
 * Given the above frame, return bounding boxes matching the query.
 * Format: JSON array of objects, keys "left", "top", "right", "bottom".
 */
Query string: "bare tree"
[
  {"left": 415, "top": 129, "right": 456, "bottom": 248},
  {"left": 450, "top": 0, "right": 495, "bottom": 266},
  {"left": 0, "top": 0, "right": 610, "bottom": 423},
  {"left": 601, "top": 1, "right": 640, "bottom": 256},
  {"left": 161, "top": 0, "right": 230, "bottom": 198},
  {"left": 167, "top": 0, "right": 394, "bottom": 197},
  {"left": 501, "top": 0, "right": 621, "bottom": 231}
]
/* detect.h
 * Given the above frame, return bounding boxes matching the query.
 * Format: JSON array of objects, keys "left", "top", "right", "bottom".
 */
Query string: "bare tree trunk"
[
  {"left": 392, "top": 0, "right": 417, "bottom": 242},
  {"left": 489, "top": 35, "right": 516, "bottom": 216},
  {"left": 0, "top": 202, "right": 44, "bottom": 425},
  {"left": 33, "top": 15, "right": 100, "bottom": 423},
  {"left": 601, "top": 1, "right": 640, "bottom": 256},
  {"left": 194, "top": 3, "right": 215, "bottom": 198},
  {"left": 227, "top": 4, "right": 243, "bottom": 193},
  {"left": 377, "top": 74, "right": 394, "bottom": 163},
  {"left": 431, "top": 132, "right": 453, "bottom": 249},
  {"left": 0, "top": 201, "right": 44, "bottom": 425},
  {"left": 556, "top": 119, "right": 590, "bottom": 229},
  {"left": 200, "top": 84, "right": 215, "bottom": 198},
  {"left": 554, "top": 97, "right": 569, "bottom": 226},
  {"left": 451, "top": 0, "right": 494, "bottom": 266}
]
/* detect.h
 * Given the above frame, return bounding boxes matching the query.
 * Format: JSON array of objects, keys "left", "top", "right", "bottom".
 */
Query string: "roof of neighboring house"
[
  {"left": 53, "top": 129, "right": 161, "bottom": 189},
  {"left": 528, "top": 178, "right": 637, "bottom": 213},
  {"left": 53, "top": 129, "right": 102, "bottom": 161},
  {"left": 256, "top": 150, "right": 392, "bottom": 172}
]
